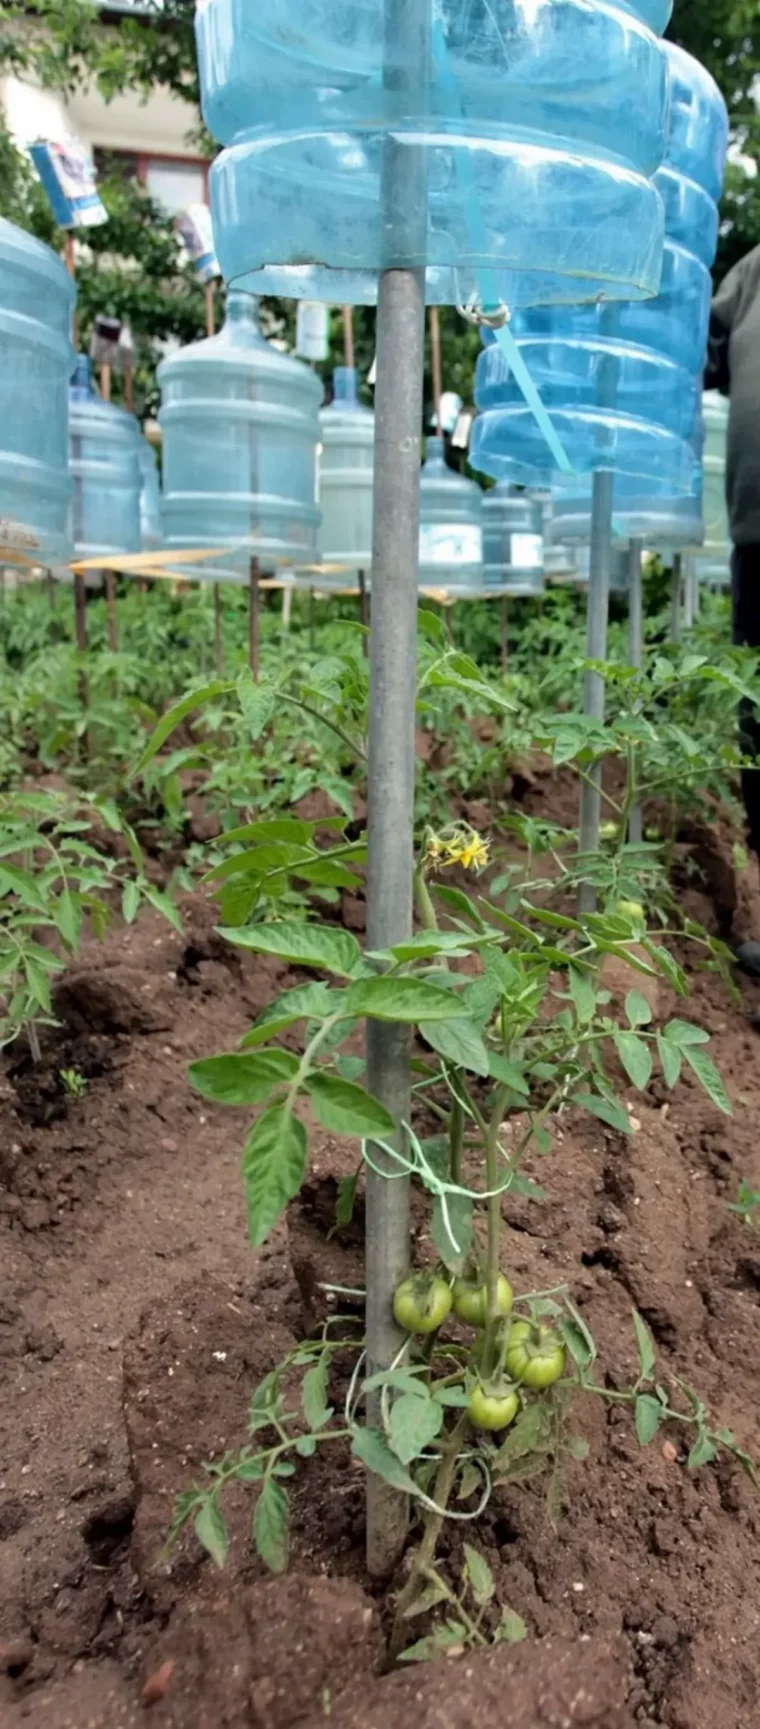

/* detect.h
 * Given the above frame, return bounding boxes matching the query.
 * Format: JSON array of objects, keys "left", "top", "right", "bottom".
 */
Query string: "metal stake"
[
  {"left": 627, "top": 537, "right": 643, "bottom": 847},
  {"left": 683, "top": 554, "right": 697, "bottom": 629},
  {"left": 214, "top": 581, "right": 224, "bottom": 676},
  {"left": 358, "top": 566, "right": 369, "bottom": 647},
  {"left": 365, "top": 0, "right": 429, "bottom": 1580},
  {"left": 249, "top": 559, "right": 260, "bottom": 680},
  {"left": 578, "top": 469, "right": 613, "bottom": 914},
  {"left": 500, "top": 594, "right": 509, "bottom": 671},
  {"left": 670, "top": 553, "right": 682, "bottom": 643}
]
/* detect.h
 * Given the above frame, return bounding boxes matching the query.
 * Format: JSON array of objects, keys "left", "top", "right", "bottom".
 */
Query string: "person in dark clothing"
[{"left": 706, "top": 244, "right": 760, "bottom": 974}]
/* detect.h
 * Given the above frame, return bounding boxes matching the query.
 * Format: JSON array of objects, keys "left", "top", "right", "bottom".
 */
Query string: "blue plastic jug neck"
[
  {"left": 423, "top": 435, "right": 448, "bottom": 473},
  {"left": 70, "top": 353, "right": 94, "bottom": 400},
  {"left": 223, "top": 290, "right": 262, "bottom": 340},
  {"left": 332, "top": 367, "right": 358, "bottom": 405}
]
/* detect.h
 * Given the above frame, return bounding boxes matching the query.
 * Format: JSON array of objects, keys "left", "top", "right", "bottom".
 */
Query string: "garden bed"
[{"left": 2, "top": 808, "right": 760, "bottom": 1729}]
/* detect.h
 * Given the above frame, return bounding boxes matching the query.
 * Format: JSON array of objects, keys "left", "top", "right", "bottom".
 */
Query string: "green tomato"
[
  {"left": 600, "top": 822, "right": 618, "bottom": 841},
  {"left": 452, "top": 1274, "right": 514, "bottom": 1329},
  {"left": 468, "top": 1385, "right": 520, "bottom": 1432},
  {"left": 393, "top": 1274, "right": 452, "bottom": 1336},
  {"left": 644, "top": 826, "right": 661, "bottom": 843},
  {"left": 505, "top": 1320, "right": 566, "bottom": 1389},
  {"left": 616, "top": 898, "right": 645, "bottom": 923}
]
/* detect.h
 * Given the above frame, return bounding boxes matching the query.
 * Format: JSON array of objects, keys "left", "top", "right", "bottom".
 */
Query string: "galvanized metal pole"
[
  {"left": 670, "top": 553, "right": 682, "bottom": 643},
  {"left": 365, "top": 0, "right": 429, "bottom": 1580},
  {"left": 683, "top": 554, "right": 697, "bottom": 629},
  {"left": 578, "top": 469, "right": 613, "bottom": 915},
  {"left": 628, "top": 537, "right": 644, "bottom": 847}
]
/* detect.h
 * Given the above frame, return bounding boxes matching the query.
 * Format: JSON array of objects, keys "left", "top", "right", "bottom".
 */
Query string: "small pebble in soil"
[{"left": 661, "top": 1441, "right": 678, "bottom": 1464}]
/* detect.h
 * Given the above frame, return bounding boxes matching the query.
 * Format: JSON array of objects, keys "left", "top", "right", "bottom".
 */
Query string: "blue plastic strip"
[{"left": 430, "top": 18, "right": 573, "bottom": 475}]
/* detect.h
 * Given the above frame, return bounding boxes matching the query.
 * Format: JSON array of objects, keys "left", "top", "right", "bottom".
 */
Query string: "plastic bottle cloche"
[
  {"left": 68, "top": 355, "right": 142, "bottom": 562},
  {"left": 315, "top": 367, "right": 374, "bottom": 589},
  {"left": 158, "top": 291, "right": 322, "bottom": 582},
  {"left": 197, "top": 0, "right": 671, "bottom": 309},
  {"left": 0, "top": 217, "right": 75, "bottom": 570},
  {"left": 482, "top": 486, "right": 544, "bottom": 596},
  {"left": 418, "top": 437, "right": 483, "bottom": 595}
]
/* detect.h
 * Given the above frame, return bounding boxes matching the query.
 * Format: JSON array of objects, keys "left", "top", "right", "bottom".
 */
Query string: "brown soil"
[{"left": 2, "top": 820, "right": 760, "bottom": 1729}]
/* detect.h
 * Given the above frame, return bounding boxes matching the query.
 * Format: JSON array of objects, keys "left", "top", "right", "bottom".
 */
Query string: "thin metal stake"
[
  {"left": 578, "top": 470, "right": 613, "bottom": 914},
  {"left": 214, "top": 581, "right": 224, "bottom": 676},
  {"left": 365, "top": 0, "right": 429, "bottom": 1583},
  {"left": 683, "top": 555, "right": 697, "bottom": 630},
  {"left": 358, "top": 567, "right": 369, "bottom": 647},
  {"left": 500, "top": 594, "right": 509, "bottom": 671},
  {"left": 670, "top": 553, "right": 682, "bottom": 643},
  {"left": 249, "top": 559, "right": 260, "bottom": 680},
  {"left": 627, "top": 537, "right": 644, "bottom": 847}
]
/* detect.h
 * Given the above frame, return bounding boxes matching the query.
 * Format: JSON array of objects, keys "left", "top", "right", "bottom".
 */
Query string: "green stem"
[
  {"left": 449, "top": 1093, "right": 464, "bottom": 1186},
  {"left": 278, "top": 693, "right": 366, "bottom": 761},
  {"left": 414, "top": 862, "right": 439, "bottom": 934},
  {"left": 390, "top": 1412, "right": 470, "bottom": 1655}
]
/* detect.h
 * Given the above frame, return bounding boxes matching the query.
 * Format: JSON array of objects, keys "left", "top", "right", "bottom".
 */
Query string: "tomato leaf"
[
  {"left": 632, "top": 1308, "right": 656, "bottom": 1382},
  {"left": 687, "top": 1432, "right": 717, "bottom": 1470},
  {"left": 463, "top": 1544, "right": 495, "bottom": 1606},
  {"left": 569, "top": 964, "right": 596, "bottom": 1025},
  {"left": 419, "top": 1016, "right": 490, "bottom": 1076},
  {"left": 134, "top": 681, "right": 233, "bottom": 772},
  {"left": 431, "top": 1191, "right": 474, "bottom": 1273},
  {"left": 122, "top": 879, "right": 140, "bottom": 925},
  {"left": 626, "top": 989, "right": 652, "bottom": 1028},
  {"left": 351, "top": 1427, "right": 420, "bottom": 1495},
  {"left": 573, "top": 1091, "right": 632, "bottom": 1135},
  {"left": 389, "top": 1392, "right": 444, "bottom": 1466},
  {"left": 241, "top": 983, "right": 339, "bottom": 1046},
  {"left": 242, "top": 1106, "right": 307, "bottom": 1248},
  {"left": 614, "top": 1030, "right": 653, "bottom": 1091},
  {"left": 253, "top": 1477, "right": 288, "bottom": 1573},
  {"left": 194, "top": 1498, "right": 228, "bottom": 1569},
  {"left": 344, "top": 977, "right": 460, "bottom": 1022},
  {"left": 304, "top": 1072, "right": 395, "bottom": 1137},
  {"left": 635, "top": 1394, "right": 663, "bottom": 1447},
  {"left": 302, "top": 1360, "right": 332, "bottom": 1431},
  {"left": 219, "top": 920, "right": 361, "bottom": 979},
  {"left": 189, "top": 1049, "right": 300, "bottom": 1105},
  {"left": 656, "top": 1032, "right": 682, "bottom": 1089},
  {"left": 682, "top": 1045, "right": 732, "bottom": 1116}
]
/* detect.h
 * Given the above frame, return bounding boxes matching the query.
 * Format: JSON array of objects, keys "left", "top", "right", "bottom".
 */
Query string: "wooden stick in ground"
[
  {"left": 214, "top": 581, "right": 224, "bottom": 676},
  {"left": 124, "top": 365, "right": 134, "bottom": 414},
  {"left": 101, "top": 363, "right": 111, "bottom": 404},
  {"left": 249, "top": 559, "right": 260, "bottom": 680},
  {"left": 343, "top": 305, "right": 354, "bottom": 370},
  {"left": 64, "top": 234, "right": 78, "bottom": 348},
  {"left": 73, "top": 570, "right": 89, "bottom": 724},
  {"left": 430, "top": 306, "right": 443, "bottom": 434},
  {"left": 205, "top": 282, "right": 216, "bottom": 339},
  {"left": 105, "top": 572, "right": 118, "bottom": 652}
]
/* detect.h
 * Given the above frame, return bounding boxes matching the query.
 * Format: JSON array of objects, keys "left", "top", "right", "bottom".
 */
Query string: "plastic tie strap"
[
  {"left": 362, "top": 1119, "right": 515, "bottom": 1258},
  {"left": 431, "top": 17, "right": 573, "bottom": 476}
]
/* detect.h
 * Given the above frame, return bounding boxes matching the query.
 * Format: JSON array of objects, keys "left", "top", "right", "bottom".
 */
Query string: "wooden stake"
[
  {"left": 249, "top": 559, "right": 260, "bottom": 680},
  {"left": 64, "top": 234, "right": 78, "bottom": 348},
  {"left": 101, "top": 363, "right": 111, "bottom": 403},
  {"left": 214, "top": 581, "right": 224, "bottom": 676},
  {"left": 430, "top": 306, "right": 443, "bottom": 434},
  {"left": 343, "top": 305, "right": 355, "bottom": 370},
  {"left": 124, "top": 365, "right": 134, "bottom": 413},
  {"left": 281, "top": 584, "right": 293, "bottom": 635},
  {"left": 73, "top": 570, "right": 89, "bottom": 728},
  {"left": 205, "top": 281, "right": 216, "bottom": 339},
  {"left": 105, "top": 572, "right": 118, "bottom": 652}
]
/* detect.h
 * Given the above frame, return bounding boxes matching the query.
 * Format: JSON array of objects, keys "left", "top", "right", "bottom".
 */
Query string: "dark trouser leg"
[{"left": 732, "top": 544, "right": 760, "bottom": 856}]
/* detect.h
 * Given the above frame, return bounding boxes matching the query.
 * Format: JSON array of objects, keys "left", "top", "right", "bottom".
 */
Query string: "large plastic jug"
[
  {"left": 158, "top": 291, "right": 322, "bottom": 582},
  {"left": 418, "top": 438, "right": 483, "bottom": 595},
  {"left": 197, "top": 0, "right": 671, "bottom": 308},
  {"left": 316, "top": 367, "right": 374, "bottom": 587},
  {"left": 471, "top": 44, "right": 726, "bottom": 503},
  {"left": 482, "top": 486, "right": 544, "bottom": 595},
  {"left": 139, "top": 439, "right": 163, "bottom": 552},
  {"left": 0, "top": 217, "right": 74, "bottom": 570},
  {"left": 68, "top": 356, "right": 142, "bottom": 561}
]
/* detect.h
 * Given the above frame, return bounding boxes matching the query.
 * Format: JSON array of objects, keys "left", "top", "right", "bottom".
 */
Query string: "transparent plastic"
[
  {"left": 68, "top": 356, "right": 142, "bottom": 561},
  {"left": 701, "top": 391, "right": 730, "bottom": 561},
  {"left": 482, "top": 485, "right": 543, "bottom": 595},
  {"left": 418, "top": 438, "right": 483, "bottom": 594},
  {"left": 158, "top": 291, "right": 322, "bottom": 582},
  {"left": 0, "top": 217, "right": 75, "bottom": 569},
  {"left": 139, "top": 440, "right": 163, "bottom": 552},
  {"left": 198, "top": 0, "right": 670, "bottom": 307},
  {"left": 316, "top": 367, "right": 374, "bottom": 586},
  {"left": 664, "top": 41, "right": 728, "bottom": 202}
]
